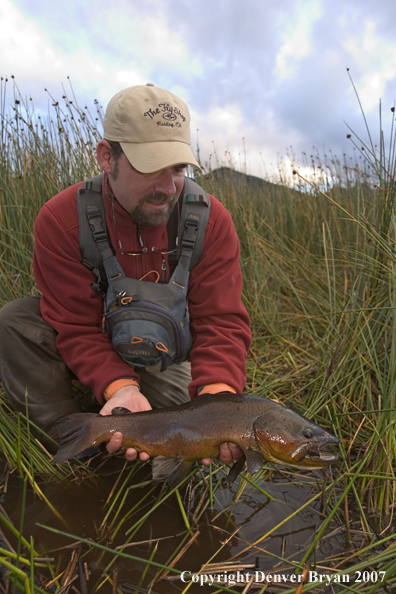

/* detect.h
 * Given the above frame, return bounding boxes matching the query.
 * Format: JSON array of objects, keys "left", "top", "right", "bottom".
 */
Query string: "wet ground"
[{"left": 0, "top": 455, "right": 355, "bottom": 594}]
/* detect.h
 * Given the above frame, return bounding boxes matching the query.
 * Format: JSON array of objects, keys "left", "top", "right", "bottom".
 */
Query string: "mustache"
[{"left": 140, "top": 191, "right": 177, "bottom": 205}]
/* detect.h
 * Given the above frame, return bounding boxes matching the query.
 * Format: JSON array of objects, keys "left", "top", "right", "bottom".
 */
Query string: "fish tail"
[{"left": 52, "top": 412, "right": 102, "bottom": 465}]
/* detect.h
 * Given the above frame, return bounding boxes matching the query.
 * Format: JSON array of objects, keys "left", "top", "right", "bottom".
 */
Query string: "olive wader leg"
[
  {"left": 0, "top": 296, "right": 82, "bottom": 452},
  {"left": 138, "top": 361, "right": 192, "bottom": 409}
]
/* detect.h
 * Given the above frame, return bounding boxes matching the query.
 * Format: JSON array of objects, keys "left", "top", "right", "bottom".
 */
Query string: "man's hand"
[
  {"left": 100, "top": 385, "right": 151, "bottom": 462},
  {"left": 201, "top": 443, "right": 244, "bottom": 466}
]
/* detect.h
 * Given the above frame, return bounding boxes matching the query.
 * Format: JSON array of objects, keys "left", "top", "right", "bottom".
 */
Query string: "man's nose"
[{"left": 154, "top": 168, "right": 178, "bottom": 195}]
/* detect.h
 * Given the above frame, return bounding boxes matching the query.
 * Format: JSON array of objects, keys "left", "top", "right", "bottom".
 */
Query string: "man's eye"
[{"left": 174, "top": 164, "right": 187, "bottom": 173}]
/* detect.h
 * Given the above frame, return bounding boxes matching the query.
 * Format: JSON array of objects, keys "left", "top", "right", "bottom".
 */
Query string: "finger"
[
  {"left": 124, "top": 448, "right": 138, "bottom": 461},
  {"left": 219, "top": 443, "right": 234, "bottom": 465},
  {"left": 124, "top": 449, "right": 150, "bottom": 462},
  {"left": 228, "top": 443, "right": 244, "bottom": 461},
  {"left": 106, "top": 431, "right": 123, "bottom": 453}
]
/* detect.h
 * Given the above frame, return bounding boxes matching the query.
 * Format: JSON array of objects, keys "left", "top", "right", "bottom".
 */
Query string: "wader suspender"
[{"left": 77, "top": 174, "right": 211, "bottom": 296}]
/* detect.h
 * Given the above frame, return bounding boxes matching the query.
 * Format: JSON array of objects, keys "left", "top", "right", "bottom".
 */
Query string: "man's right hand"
[{"left": 99, "top": 385, "right": 151, "bottom": 462}]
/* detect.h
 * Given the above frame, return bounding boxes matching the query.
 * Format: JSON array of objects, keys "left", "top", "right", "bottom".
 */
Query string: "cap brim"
[{"left": 121, "top": 141, "right": 201, "bottom": 174}]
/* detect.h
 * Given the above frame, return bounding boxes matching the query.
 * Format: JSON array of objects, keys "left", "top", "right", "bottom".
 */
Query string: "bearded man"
[{"left": 0, "top": 84, "right": 251, "bottom": 468}]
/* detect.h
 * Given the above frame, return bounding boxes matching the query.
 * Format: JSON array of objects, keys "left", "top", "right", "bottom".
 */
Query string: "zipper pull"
[
  {"left": 137, "top": 225, "right": 147, "bottom": 253},
  {"left": 161, "top": 256, "right": 166, "bottom": 283}
]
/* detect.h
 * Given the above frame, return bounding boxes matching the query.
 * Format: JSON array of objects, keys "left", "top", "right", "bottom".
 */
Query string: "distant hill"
[
  {"left": 205, "top": 167, "right": 275, "bottom": 190},
  {"left": 195, "top": 166, "right": 302, "bottom": 200}
]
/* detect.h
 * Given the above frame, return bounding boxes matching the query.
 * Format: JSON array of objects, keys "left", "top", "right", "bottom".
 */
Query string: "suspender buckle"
[
  {"left": 87, "top": 206, "right": 107, "bottom": 242},
  {"left": 181, "top": 215, "right": 199, "bottom": 252}
]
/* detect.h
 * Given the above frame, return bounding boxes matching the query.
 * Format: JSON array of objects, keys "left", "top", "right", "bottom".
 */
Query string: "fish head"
[{"left": 253, "top": 404, "right": 339, "bottom": 469}]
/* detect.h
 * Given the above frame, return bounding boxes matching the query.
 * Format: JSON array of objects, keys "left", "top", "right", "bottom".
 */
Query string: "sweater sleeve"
[
  {"left": 33, "top": 190, "right": 139, "bottom": 403},
  {"left": 187, "top": 199, "right": 251, "bottom": 397}
]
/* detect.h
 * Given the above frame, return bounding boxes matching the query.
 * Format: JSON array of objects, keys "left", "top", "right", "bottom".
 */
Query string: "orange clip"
[
  {"left": 139, "top": 270, "right": 160, "bottom": 283},
  {"left": 156, "top": 342, "right": 168, "bottom": 353}
]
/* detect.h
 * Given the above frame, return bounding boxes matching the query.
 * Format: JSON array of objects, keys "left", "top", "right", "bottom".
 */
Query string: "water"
[{"left": 0, "top": 458, "right": 349, "bottom": 593}]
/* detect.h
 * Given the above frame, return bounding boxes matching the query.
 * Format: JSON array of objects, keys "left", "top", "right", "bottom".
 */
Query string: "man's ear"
[{"left": 96, "top": 140, "right": 112, "bottom": 174}]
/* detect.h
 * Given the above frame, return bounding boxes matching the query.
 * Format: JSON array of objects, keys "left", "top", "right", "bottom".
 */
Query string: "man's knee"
[
  {"left": 0, "top": 296, "right": 57, "bottom": 355},
  {"left": 0, "top": 296, "right": 42, "bottom": 334}
]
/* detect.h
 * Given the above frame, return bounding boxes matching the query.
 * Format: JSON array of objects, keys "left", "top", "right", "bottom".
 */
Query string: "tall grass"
[
  {"left": 1, "top": 77, "right": 396, "bottom": 590},
  {"left": 195, "top": 103, "right": 396, "bottom": 521},
  {"left": 0, "top": 77, "right": 102, "bottom": 303}
]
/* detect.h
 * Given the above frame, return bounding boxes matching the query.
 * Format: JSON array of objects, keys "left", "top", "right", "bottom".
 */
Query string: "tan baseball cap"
[{"left": 103, "top": 83, "right": 201, "bottom": 173}]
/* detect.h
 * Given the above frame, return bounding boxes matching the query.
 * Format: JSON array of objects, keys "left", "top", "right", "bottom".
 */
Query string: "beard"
[{"left": 129, "top": 191, "right": 179, "bottom": 227}]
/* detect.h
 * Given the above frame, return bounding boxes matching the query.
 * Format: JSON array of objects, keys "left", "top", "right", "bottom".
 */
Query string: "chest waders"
[{"left": 77, "top": 174, "right": 210, "bottom": 372}]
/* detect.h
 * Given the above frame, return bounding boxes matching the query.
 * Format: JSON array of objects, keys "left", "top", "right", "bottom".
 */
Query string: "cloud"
[
  {"left": 116, "top": 71, "right": 146, "bottom": 88},
  {"left": 344, "top": 20, "right": 396, "bottom": 111},
  {"left": 2, "top": 0, "right": 205, "bottom": 108},
  {"left": 2, "top": 0, "right": 396, "bottom": 177},
  {"left": 1, "top": 0, "right": 87, "bottom": 80},
  {"left": 275, "top": 0, "right": 323, "bottom": 80},
  {"left": 0, "top": 0, "right": 112, "bottom": 105}
]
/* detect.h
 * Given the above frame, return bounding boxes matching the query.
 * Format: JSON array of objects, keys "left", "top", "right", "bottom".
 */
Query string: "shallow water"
[{"left": 1, "top": 459, "right": 351, "bottom": 593}]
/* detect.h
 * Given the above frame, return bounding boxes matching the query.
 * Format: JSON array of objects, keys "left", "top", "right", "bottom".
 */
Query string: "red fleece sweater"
[{"left": 33, "top": 177, "right": 251, "bottom": 403}]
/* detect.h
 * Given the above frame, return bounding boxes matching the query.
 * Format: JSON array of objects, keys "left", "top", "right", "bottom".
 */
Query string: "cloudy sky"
[{"left": 1, "top": 0, "right": 396, "bottom": 179}]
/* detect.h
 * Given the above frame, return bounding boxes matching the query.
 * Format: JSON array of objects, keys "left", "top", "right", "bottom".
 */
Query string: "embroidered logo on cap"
[{"left": 144, "top": 103, "right": 186, "bottom": 128}]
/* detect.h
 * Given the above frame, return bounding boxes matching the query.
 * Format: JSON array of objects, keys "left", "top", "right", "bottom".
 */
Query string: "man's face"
[{"left": 109, "top": 153, "right": 186, "bottom": 227}]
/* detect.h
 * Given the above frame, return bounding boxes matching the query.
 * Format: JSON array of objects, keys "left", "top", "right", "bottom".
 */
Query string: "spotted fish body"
[{"left": 52, "top": 394, "right": 339, "bottom": 480}]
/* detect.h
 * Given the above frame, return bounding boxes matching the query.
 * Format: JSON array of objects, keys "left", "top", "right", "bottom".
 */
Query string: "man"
[{"left": 0, "top": 84, "right": 251, "bottom": 467}]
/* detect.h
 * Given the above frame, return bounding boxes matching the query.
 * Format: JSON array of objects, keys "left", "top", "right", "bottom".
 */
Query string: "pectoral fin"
[
  {"left": 243, "top": 448, "right": 265, "bottom": 475},
  {"left": 227, "top": 457, "right": 246, "bottom": 483},
  {"left": 227, "top": 449, "right": 264, "bottom": 483},
  {"left": 152, "top": 456, "right": 194, "bottom": 487}
]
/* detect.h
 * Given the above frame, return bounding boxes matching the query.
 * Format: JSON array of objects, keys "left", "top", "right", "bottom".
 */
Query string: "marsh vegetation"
[{"left": 0, "top": 78, "right": 396, "bottom": 592}]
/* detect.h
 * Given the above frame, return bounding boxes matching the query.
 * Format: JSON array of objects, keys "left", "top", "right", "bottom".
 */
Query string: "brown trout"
[{"left": 52, "top": 394, "right": 339, "bottom": 481}]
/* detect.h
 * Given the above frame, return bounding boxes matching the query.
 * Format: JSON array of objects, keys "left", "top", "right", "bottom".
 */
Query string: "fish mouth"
[
  {"left": 303, "top": 450, "right": 338, "bottom": 464},
  {"left": 291, "top": 441, "right": 339, "bottom": 465}
]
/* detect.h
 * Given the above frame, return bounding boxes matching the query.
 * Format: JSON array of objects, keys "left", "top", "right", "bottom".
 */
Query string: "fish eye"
[{"left": 303, "top": 429, "right": 314, "bottom": 439}]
